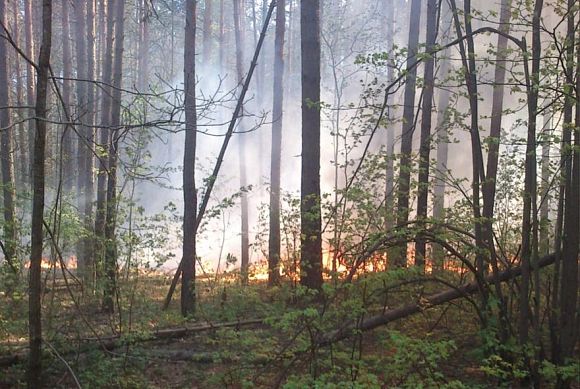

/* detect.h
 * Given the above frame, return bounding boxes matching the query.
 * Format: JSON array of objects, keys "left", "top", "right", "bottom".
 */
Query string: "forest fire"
[{"left": 24, "top": 256, "right": 77, "bottom": 270}]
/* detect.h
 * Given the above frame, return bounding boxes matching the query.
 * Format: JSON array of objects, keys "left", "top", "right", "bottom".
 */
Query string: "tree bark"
[
  {"left": 393, "top": 0, "right": 421, "bottom": 268},
  {"left": 102, "top": 0, "right": 126, "bottom": 314},
  {"left": 233, "top": 0, "right": 250, "bottom": 285},
  {"left": 0, "top": 1, "right": 17, "bottom": 273},
  {"left": 414, "top": 0, "right": 438, "bottom": 268},
  {"left": 95, "top": 0, "right": 115, "bottom": 285},
  {"left": 517, "top": 0, "right": 542, "bottom": 349},
  {"left": 24, "top": 0, "right": 36, "bottom": 183},
  {"left": 557, "top": 23, "right": 579, "bottom": 378},
  {"left": 29, "top": 0, "right": 52, "bottom": 386},
  {"left": 268, "top": 0, "right": 286, "bottom": 286},
  {"left": 300, "top": 0, "right": 323, "bottom": 290},
  {"left": 181, "top": 0, "right": 198, "bottom": 316},
  {"left": 60, "top": 0, "right": 74, "bottom": 192}
]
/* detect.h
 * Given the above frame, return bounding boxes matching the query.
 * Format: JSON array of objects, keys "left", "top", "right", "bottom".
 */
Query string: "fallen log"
[
  {"left": 0, "top": 318, "right": 264, "bottom": 367},
  {"left": 318, "top": 253, "right": 557, "bottom": 346}
]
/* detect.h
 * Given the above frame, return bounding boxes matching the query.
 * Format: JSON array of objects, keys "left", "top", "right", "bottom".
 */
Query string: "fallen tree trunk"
[
  {"left": 318, "top": 253, "right": 557, "bottom": 346},
  {"left": 0, "top": 318, "right": 264, "bottom": 367}
]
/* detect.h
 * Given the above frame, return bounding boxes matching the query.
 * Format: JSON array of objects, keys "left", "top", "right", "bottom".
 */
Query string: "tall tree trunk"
[
  {"left": 74, "top": 0, "right": 90, "bottom": 278},
  {"left": 300, "top": 0, "right": 323, "bottom": 290},
  {"left": 138, "top": 0, "right": 149, "bottom": 91},
  {"left": 551, "top": 0, "right": 576, "bottom": 369},
  {"left": 449, "top": 0, "right": 487, "bottom": 287},
  {"left": 83, "top": 0, "right": 97, "bottom": 288},
  {"left": 12, "top": 0, "right": 27, "bottom": 191},
  {"left": 61, "top": 0, "right": 74, "bottom": 192},
  {"left": 268, "top": 0, "right": 285, "bottom": 286},
  {"left": 24, "top": 0, "right": 36, "bottom": 183},
  {"left": 518, "top": 0, "right": 542, "bottom": 355},
  {"left": 181, "top": 0, "right": 198, "bottom": 316},
  {"left": 414, "top": 0, "right": 438, "bottom": 268},
  {"left": 384, "top": 0, "right": 396, "bottom": 232},
  {"left": 557, "top": 24, "right": 579, "bottom": 382},
  {"left": 0, "top": 1, "right": 17, "bottom": 273},
  {"left": 539, "top": 106, "right": 552, "bottom": 256},
  {"left": 95, "top": 0, "right": 115, "bottom": 285},
  {"left": 203, "top": 0, "right": 213, "bottom": 64},
  {"left": 393, "top": 0, "right": 421, "bottom": 268},
  {"left": 233, "top": 0, "right": 250, "bottom": 285},
  {"left": 29, "top": 1, "right": 52, "bottom": 385},
  {"left": 102, "top": 0, "right": 126, "bottom": 314},
  {"left": 431, "top": 80, "right": 451, "bottom": 271}
]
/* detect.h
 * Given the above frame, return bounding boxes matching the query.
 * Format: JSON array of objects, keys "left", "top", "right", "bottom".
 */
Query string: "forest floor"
[{"left": 0, "top": 270, "right": 550, "bottom": 388}]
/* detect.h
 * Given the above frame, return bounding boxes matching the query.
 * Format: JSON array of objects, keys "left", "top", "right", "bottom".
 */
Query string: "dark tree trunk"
[
  {"left": 29, "top": 1, "right": 52, "bottom": 386},
  {"left": 102, "top": 0, "right": 126, "bottom": 314},
  {"left": 393, "top": 0, "right": 421, "bottom": 268},
  {"left": 0, "top": 0, "right": 17, "bottom": 273},
  {"left": 518, "top": 0, "right": 542, "bottom": 349},
  {"left": 557, "top": 24, "right": 579, "bottom": 380},
  {"left": 551, "top": 0, "right": 577, "bottom": 371},
  {"left": 268, "top": 0, "right": 286, "bottom": 286},
  {"left": 414, "top": 0, "right": 438, "bottom": 268},
  {"left": 300, "top": 0, "right": 323, "bottom": 290},
  {"left": 233, "top": 0, "right": 250, "bottom": 285},
  {"left": 181, "top": 0, "right": 198, "bottom": 316}
]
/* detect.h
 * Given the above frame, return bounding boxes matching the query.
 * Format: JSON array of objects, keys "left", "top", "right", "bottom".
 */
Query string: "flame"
[{"left": 24, "top": 256, "right": 78, "bottom": 270}]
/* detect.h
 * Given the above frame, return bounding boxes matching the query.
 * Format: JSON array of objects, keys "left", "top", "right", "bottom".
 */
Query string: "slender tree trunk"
[
  {"left": 181, "top": 0, "right": 198, "bottom": 316},
  {"left": 300, "top": 0, "right": 323, "bottom": 290},
  {"left": 431, "top": 5, "right": 453, "bottom": 270},
  {"left": 95, "top": 0, "right": 115, "bottom": 284},
  {"left": 233, "top": 0, "right": 250, "bottom": 285},
  {"left": 24, "top": 0, "right": 36, "bottom": 183},
  {"left": 138, "top": 0, "right": 149, "bottom": 91},
  {"left": 203, "top": 0, "right": 213, "bottom": 64},
  {"left": 0, "top": 1, "right": 17, "bottom": 273},
  {"left": 551, "top": 0, "right": 576, "bottom": 369},
  {"left": 393, "top": 0, "right": 421, "bottom": 268},
  {"left": 102, "top": 0, "right": 126, "bottom": 314},
  {"left": 219, "top": 0, "right": 225, "bottom": 74},
  {"left": 384, "top": 0, "right": 396, "bottom": 232},
  {"left": 557, "top": 25, "right": 579, "bottom": 383},
  {"left": 60, "top": 0, "right": 74, "bottom": 192},
  {"left": 29, "top": 1, "right": 52, "bottom": 386},
  {"left": 518, "top": 0, "right": 542, "bottom": 353},
  {"left": 12, "top": 0, "right": 27, "bottom": 191},
  {"left": 268, "top": 0, "right": 285, "bottom": 286},
  {"left": 414, "top": 0, "right": 438, "bottom": 268},
  {"left": 539, "top": 106, "right": 552, "bottom": 256}
]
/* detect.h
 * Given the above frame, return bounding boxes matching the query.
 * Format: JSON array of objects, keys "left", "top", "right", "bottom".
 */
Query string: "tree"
[
  {"left": 233, "top": 0, "right": 250, "bottom": 285},
  {"left": 414, "top": 0, "right": 438, "bottom": 268},
  {"left": 29, "top": 0, "right": 52, "bottom": 385},
  {"left": 0, "top": 1, "right": 17, "bottom": 274},
  {"left": 268, "top": 0, "right": 286, "bottom": 286},
  {"left": 393, "top": 0, "right": 421, "bottom": 268},
  {"left": 181, "top": 0, "right": 198, "bottom": 316},
  {"left": 60, "top": 0, "right": 74, "bottom": 192},
  {"left": 300, "top": 0, "right": 323, "bottom": 290},
  {"left": 102, "top": 0, "right": 126, "bottom": 314}
]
